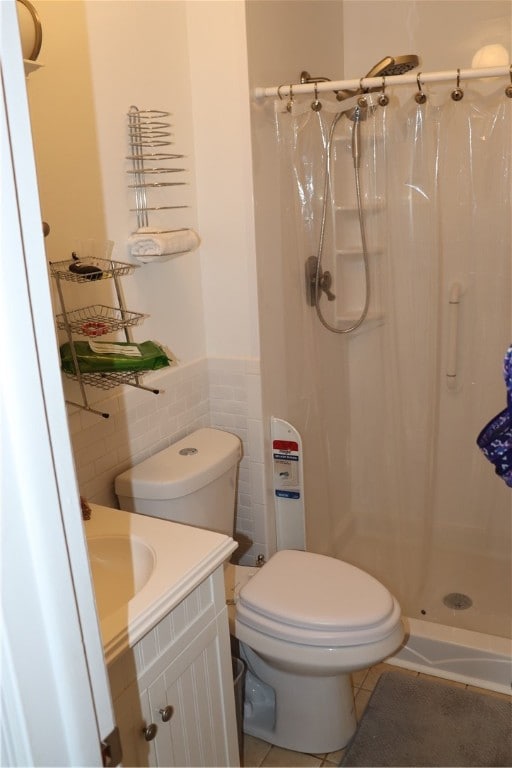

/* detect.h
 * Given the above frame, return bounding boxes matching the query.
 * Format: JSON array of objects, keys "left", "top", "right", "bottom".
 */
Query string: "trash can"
[{"left": 232, "top": 656, "right": 245, "bottom": 758}]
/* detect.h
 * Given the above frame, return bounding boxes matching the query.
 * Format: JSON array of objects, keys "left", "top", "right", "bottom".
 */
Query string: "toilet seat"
[{"left": 237, "top": 550, "right": 401, "bottom": 647}]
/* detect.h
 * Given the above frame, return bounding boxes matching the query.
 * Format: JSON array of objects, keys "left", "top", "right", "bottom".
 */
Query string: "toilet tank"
[{"left": 115, "top": 428, "right": 242, "bottom": 536}]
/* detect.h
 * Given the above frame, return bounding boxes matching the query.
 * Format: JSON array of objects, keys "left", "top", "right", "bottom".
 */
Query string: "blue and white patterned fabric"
[{"left": 477, "top": 345, "right": 512, "bottom": 488}]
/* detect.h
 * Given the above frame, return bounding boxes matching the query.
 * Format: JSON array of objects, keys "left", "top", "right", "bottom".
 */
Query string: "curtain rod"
[{"left": 253, "top": 65, "right": 512, "bottom": 100}]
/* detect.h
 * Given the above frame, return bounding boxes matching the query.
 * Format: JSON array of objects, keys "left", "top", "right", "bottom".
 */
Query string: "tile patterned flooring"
[{"left": 241, "top": 662, "right": 511, "bottom": 767}]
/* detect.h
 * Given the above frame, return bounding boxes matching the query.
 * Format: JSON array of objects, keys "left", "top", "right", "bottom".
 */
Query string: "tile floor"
[{"left": 240, "top": 662, "right": 511, "bottom": 767}]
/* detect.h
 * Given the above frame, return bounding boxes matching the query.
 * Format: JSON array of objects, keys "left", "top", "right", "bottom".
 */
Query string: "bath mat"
[{"left": 341, "top": 670, "right": 512, "bottom": 767}]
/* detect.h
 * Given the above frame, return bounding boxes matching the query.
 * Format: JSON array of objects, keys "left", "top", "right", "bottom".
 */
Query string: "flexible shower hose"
[{"left": 314, "top": 107, "right": 371, "bottom": 334}]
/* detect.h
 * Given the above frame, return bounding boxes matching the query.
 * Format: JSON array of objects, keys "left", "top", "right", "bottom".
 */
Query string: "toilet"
[{"left": 115, "top": 427, "right": 404, "bottom": 754}]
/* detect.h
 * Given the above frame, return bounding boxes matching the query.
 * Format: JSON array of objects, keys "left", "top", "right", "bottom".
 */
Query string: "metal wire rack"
[
  {"left": 50, "top": 253, "right": 160, "bottom": 418},
  {"left": 62, "top": 369, "right": 152, "bottom": 391},
  {"left": 55, "top": 305, "right": 146, "bottom": 336},
  {"left": 49, "top": 257, "right": 137, "bottom": 283},
  {"left": 127, "top": 106, "right": 187, "bottom": 231}
]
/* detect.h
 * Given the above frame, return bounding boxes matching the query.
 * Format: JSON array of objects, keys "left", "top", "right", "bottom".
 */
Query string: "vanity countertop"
[{"left": 85, "top": 504, "right": 237, "bottom": 664}]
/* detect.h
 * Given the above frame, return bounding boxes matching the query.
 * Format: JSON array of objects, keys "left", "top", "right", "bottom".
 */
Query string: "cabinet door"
[
  {"left": 113, "top": 615, "right": 239, "bottom": 767},
  {"left": 148, "top": 618, "right": 238, "bottom": 767},
  {"left": 113, "top": 678, "right": 154, "bottom": 767}
]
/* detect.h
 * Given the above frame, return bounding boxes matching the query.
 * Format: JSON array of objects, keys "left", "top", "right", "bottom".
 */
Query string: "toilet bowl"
[
  {"left": 233, "top": 549, "right": 403, "bottom": 752},
  {"left": 115, "top": 428, "right": 404, "bottom": 753}
]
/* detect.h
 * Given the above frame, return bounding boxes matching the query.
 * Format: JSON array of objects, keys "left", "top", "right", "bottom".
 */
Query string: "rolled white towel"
[{"left": 128, "top": 228, "right": 200, "bottom": 262}]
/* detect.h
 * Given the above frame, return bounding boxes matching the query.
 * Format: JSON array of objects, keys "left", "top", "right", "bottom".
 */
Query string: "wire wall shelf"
[
  {"left": 49, "top": 257, "right": 137, "bottom": 283},
  {"left": 62, "top": 369, "right": 152, "bottom": 391},
  {"left": 55, "top": 305, "right": 146, "bottom": 336},
  {"left": 50, "top": 252, "right": 160, "bottom": 419}
]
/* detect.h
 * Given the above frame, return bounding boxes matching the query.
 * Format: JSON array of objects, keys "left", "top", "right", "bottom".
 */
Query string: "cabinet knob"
[
  {"left": 159, "top": 705, "right": 173, "bottom": 722},
  {"left": 142, "top": 723, "right": 157, "bottom": 741}
]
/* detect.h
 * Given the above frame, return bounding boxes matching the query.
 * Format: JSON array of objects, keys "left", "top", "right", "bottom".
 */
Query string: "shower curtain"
[{"left": 275, "top": 83, "right": 511, "bottom": 634}]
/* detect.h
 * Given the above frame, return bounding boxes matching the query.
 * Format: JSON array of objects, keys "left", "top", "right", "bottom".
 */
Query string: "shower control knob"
[{"left": 319, "top": 270, "right": 336, "bottom": 302}]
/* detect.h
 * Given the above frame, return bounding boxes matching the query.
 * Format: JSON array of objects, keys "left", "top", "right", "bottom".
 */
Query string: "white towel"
[{"left": 128, "top": 228, "right": 200, "bottom": 262}]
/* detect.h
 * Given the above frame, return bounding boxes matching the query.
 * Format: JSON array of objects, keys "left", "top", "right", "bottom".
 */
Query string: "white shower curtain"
[{"left": 275, "top": 83, "right": 511, "bottom": 627}]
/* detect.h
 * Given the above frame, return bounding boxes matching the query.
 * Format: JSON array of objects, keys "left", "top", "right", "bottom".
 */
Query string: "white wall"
[
  {"left": 27, "top": 0, "right": 266, "bottom": 562},
  {"left": 246, "top": 0, "right": 346, "bottom": 557},
  {"left": 343, "top": 0, "right": 511, "bottom": 75},
  {"left": 85, "top": 0, "right": 206, "bottom": 362},
  {"left": 84, "top": 0, "right": 260, "bottom": 363},
  {"left": 187, "top": 1, "right": 260, "bottom": 360},
  {"left": 26, "top": 1, "right": 107, "bottom": 258}
]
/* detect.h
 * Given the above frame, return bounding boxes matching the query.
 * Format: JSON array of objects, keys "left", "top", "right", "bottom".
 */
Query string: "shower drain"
[{"left": 443, "top": 592, "right": 473, "bottom": 610}]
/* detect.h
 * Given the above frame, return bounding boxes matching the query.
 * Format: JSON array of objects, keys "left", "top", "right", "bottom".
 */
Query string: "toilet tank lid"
[{"left": 114, "top": 428, "right": 242, "bottom": 500}]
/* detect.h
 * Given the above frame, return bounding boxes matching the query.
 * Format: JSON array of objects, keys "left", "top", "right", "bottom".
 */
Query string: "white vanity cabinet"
[{"left": 107, "top": 566, "right": 239, "bottom": 767}]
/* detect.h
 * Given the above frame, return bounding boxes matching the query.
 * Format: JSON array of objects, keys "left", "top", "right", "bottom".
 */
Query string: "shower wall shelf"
[
  {"left": 335, "top": 201, "right": 384, "bottom": 214},
  {"left": 335, "top": 311, "right": 384, "bottom": 333},
  {"left": 50, "top": 256, "right": 159, "bottom": 419},
  {"left": 331, "top": 135, "right": 385, "bottom": 330},
  {"left": 336, "top": 247, "right": 384, "bottom": 257}
]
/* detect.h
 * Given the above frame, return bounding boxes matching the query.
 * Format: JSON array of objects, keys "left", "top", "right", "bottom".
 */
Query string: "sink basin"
[
  {"left": 84, "top": 504, "right": 237, "bottom": 663},
  {"left": 87, "top": 535, "right": 155, "bottom": 620}
]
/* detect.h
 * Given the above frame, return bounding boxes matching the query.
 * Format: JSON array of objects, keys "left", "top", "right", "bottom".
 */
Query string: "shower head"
[
  {"left": 365, "top": 55, "right": 420, "bottom": 78},
  {"left": 300, "top": 56, "right": 420, "bottom": 109},
  {"left": 333, "top": 54, "right": 420, "bottom": 106}
]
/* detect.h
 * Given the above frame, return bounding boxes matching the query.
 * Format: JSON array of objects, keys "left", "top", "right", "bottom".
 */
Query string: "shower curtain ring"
[
  {"left": 505, "top": 65, "right": 512, "bottom": 98},
  {"left": 311, "top": 83, "right": 322, "bottom": 112},
  {"left": 378, "top": 75, "right": 389, "bottom": 106},
  {"left": 451, "top": 68, "right": 464, "bottom": 101},
  {"left": 277, "top": 84, "right": 286, "bottom": 100},
  {"left": 415, "top": 72, "right": 427, "bottom": 104},
  {"left": 358, "top": 76, "right": 369, "bottom": 107},
  {"left": 286, "top": 84, "right": 294, "bottom": 112}
]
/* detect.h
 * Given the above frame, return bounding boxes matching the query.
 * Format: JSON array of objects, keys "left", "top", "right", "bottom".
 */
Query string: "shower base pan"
[{"left": 387, "top": 617, "right": 511, "bottom": 695}]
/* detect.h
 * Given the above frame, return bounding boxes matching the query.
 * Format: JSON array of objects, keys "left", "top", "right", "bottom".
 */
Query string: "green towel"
[{"left": 60, "top": 340, "right": 172, "bottom": 374}]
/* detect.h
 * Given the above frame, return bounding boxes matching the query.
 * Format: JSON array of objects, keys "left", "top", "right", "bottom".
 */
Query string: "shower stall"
[{"left": 251, "top": 41, "right": 511, "bottom": 692}]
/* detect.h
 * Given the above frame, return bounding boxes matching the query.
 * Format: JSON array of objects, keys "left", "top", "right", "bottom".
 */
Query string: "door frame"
[{"left": 1, "top": 1, "right": 115, "bottom": 763}]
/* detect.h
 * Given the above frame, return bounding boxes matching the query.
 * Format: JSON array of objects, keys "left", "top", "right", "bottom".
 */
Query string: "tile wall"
[
  {"left": 208, "top": 358, "right": 266, "bottom": 564},
  {"left": 68, "top": 357, "right": 266, "bottom": 564}
]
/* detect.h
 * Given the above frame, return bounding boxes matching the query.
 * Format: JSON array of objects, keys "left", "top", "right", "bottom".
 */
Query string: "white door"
[{"left": 1, "top": 2, "right": 116, "bottom": 764}]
